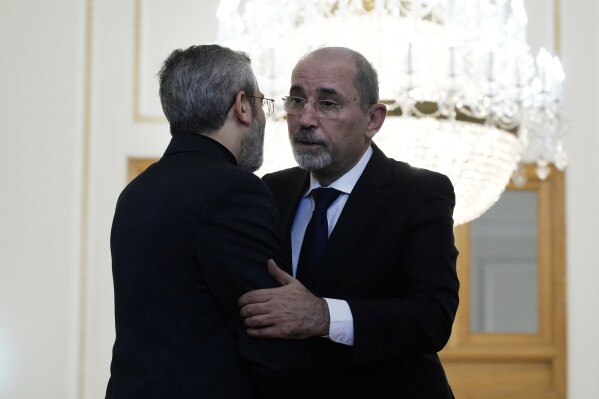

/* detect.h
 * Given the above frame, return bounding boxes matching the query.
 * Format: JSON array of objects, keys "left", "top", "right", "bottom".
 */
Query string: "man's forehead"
[
  {"left": 290, "top": 62, "right": 356, "bottom": 96},
  {"left": 294, "top": 54, "right": 354, "bottom": 74}
]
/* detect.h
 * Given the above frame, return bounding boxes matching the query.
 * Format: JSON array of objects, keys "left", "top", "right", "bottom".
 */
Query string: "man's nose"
[{"left": 298, "top": 102, "right": 319, "bottom": 127}]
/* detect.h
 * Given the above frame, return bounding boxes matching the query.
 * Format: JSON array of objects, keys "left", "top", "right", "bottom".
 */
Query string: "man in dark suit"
[
  {"left": 106, "top": 45, "right": 306, "bottom": 399},
  {"left": 239, "top": 47, "right": 459, "bottom": 398}
]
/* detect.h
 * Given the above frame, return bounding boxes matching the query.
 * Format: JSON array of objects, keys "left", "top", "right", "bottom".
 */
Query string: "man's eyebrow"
[
  {"left": 288, "top": 86, "right": 341, "bottom": 97},
  {"left": 316, "top": 87, "right": 340, "bottom": 96},
  {"left": 288, "top": 85, "right": 343, "bottom": 99},
  {"left": 289, "top": 85, "right": 303, "bottom": 94}
]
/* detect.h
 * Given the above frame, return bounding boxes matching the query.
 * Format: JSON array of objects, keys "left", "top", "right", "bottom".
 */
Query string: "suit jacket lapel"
[
  {"left": 283, "top": 172, "right": 310, "bottom": 243},
  {"left": 322, "top": 144, "right": 393, "bottom": 282}
]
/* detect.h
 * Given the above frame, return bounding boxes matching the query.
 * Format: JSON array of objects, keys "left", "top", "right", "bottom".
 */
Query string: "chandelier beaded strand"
[{"left": 217, "top": 0, "right": 568, "bottom": 225}]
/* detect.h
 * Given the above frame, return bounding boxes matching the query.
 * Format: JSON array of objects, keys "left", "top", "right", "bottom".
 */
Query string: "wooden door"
[{"left": 441, "top": 166, "right": 566, "bottom": 399}]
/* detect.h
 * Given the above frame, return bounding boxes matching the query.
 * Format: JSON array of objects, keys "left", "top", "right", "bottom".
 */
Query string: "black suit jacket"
[
  {"left": 106, "top": 133, "right": 306, "bottom": 399},
  {"left": 263, "top": 143, "right": 459, "bottom": 399}
]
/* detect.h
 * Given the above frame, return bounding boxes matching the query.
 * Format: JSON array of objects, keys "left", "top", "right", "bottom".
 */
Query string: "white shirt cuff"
[{"left": 323, "top": 298, "right": 354, "bottom": 346}]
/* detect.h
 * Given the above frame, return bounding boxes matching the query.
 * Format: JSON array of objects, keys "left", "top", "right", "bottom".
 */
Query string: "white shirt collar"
[{"left": 305, "top": 145, "right": 373, "bottom": 197}]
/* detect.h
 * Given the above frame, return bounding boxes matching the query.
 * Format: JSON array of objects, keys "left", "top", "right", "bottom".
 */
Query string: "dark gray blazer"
[
  {"left": 106, "top": 133, "right": 306, "bottom": 399},
  {"left": 263, "top": 143, "right": 459, "bottom": 399}
]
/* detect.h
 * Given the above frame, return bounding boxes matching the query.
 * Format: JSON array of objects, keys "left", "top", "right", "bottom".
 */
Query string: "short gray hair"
[
  {"left": 351, "top": 50, "right": 379, "bottom": 112},
  {"left": 158, "top": 44, "right": 257, "bottom": 135}
]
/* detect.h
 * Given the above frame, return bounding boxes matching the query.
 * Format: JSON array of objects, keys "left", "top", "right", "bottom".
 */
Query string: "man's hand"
[{"left": 239, "top": 259, "right": 330, "bottom": 339}]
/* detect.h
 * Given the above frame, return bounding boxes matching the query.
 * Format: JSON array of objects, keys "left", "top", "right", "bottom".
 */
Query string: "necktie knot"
[{"left": 310, "top": 188, "right": 342, "bottom": 215}]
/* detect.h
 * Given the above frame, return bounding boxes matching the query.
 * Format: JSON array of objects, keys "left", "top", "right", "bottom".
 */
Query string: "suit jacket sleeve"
[
  {"left": 195, "top": 168, "right": 308, "bottom": 378},
  {"left": 347, "top": 172, "right": 459, "bottom": 363}
]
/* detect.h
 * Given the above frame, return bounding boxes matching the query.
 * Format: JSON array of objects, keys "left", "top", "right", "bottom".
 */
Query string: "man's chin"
[
  {"left": 239, "top": 159, "right": 263, "bottom": 172},
  {"left": 292, "top": 149, "right": 331, "bottom": 171}
]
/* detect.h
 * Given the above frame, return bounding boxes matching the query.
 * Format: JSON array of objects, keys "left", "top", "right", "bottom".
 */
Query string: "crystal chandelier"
[{"left": 217, "top": 0, "right": 568, "bottom": 225}]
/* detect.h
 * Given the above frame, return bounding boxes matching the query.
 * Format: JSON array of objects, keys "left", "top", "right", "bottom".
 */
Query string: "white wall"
[
  {"left": 0, "top": 0, "right": 85, "bottom": 398},
  {"left": 562, "top": 1, "right": 599, "bottom": 397},
  {"left": 1, "top": 0, "right": 598, "bottom": 398}
]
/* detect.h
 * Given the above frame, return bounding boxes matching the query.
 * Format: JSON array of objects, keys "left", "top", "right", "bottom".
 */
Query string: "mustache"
[{"left": 292, "top": 128, "right": 328, "bottom": 146}]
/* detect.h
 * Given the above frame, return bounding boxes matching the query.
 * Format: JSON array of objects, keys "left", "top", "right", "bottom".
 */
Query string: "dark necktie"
[{"left": 297, "top": 187, "right": 342, "bottom": 290}]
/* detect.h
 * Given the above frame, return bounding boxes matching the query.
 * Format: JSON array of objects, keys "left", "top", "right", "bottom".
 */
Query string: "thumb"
[{"left": 267, "top": 259, "right": 294, "bottom": 285}]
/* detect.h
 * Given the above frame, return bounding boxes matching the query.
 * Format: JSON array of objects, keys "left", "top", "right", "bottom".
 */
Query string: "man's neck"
[
  {"left": 202, "top": 126, "right": 241, "bottom": 164},
  {"left": 311, "top": 144, "right": 373, "bottom": 188}
]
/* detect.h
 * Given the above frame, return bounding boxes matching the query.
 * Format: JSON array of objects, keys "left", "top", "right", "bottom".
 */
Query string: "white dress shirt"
[{"left": 290, "top": 146, "right": 373, "bottom": 346}]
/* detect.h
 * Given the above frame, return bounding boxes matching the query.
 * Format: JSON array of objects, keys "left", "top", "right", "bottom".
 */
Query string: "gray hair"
[
  {"left": 351, "top": 50, "right": 380, "bottom": 112},
  {"left": 158, "top": 44, "right": 258, "bottom": 135}
]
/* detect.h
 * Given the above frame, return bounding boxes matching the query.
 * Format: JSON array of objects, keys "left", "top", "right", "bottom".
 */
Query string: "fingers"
[
  {"left": 237, "top": 260, "right": 293, "bottom": 307},
  {"left": 246, "top": 320, "right": 300, "bottom": 339},
  {"left": 239, "top": 302, "right": 269, "bottom": 318},
  {"left": 267, "top": 259, "right": 294, "bottom": 285},
  {"left": 243, "top": 313, "right": 274, "bottom": 329},
  {"left": 242, "top": 307, "right": 297, "bottom": 339},
  {"left": 238, "top": 289, "right": 272, "bottom": 307}
]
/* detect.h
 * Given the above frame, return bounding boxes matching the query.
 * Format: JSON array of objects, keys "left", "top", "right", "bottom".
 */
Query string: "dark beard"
[{"left": 238, "top": 118, "right": 264, "bottom": 172}]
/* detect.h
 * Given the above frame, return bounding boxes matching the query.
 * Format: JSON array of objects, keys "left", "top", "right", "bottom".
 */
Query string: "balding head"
[{"left": 294, "top": 47, "right": 379, "bottom": 112}]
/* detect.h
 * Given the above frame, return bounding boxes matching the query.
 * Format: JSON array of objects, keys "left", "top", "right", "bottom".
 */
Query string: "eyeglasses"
[
  {"left": 247, "top": 96, "right": 275, "bottom": 119},
  {"left": 282, "top": 96, "right": 374, "bottom": 120}
]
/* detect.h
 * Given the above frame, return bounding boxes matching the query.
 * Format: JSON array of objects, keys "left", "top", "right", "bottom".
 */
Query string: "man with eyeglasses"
[
  {"left": 239, "top": 47, "right": 459, "bottom": 398},
  {"left": 106, "top": 44, "right": 307, "bottom": 399}
]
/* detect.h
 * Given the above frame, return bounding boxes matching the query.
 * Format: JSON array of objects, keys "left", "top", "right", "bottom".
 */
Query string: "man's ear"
[
  {"left": 232, "top": 91, "right": 252, "bottom": 127},
  {"left": 365, "top": 103, "right": 387, "bottom": 139}
]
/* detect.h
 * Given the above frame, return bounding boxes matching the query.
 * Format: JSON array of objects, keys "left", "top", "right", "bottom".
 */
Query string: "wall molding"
[
  {"left": 554, "top": 0, "right": 561, "bottom": 55},
  {"left": 77, "top": 0, "right": 94, "bottom": 397},
  {"left": 133, "top": 0, "right": 167, "bottom": 123}
]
